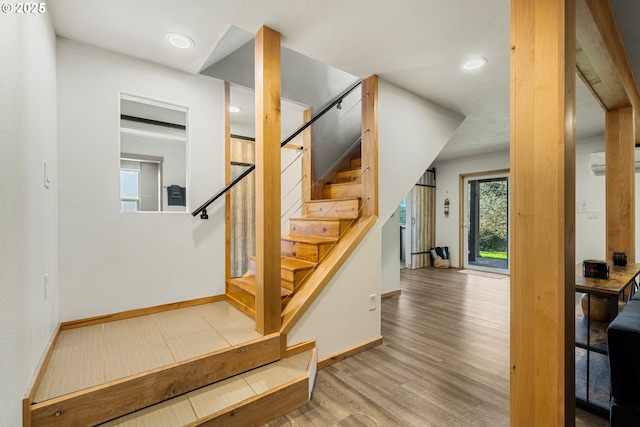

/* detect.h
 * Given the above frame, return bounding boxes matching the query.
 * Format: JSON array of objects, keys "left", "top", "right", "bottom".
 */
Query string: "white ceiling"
[{"left": 49, "top": 0, "right": 624, "bottom": 162}]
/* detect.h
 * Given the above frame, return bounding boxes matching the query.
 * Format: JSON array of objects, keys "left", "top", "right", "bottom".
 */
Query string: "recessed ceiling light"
[
  {"left": 166, "top": 33, "right": 194, "bottom": 49},
  {"left": 229, "top": 106, "right": 242, "bottom": 113},
  {"left": 462, "top": 57, "right": 487, "bottom": 70}
]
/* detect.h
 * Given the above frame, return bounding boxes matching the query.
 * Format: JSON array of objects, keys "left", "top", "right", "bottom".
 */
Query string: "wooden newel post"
[
  {"left": 510, "top": 1, "right": 576, "bottom": 425},
  {"left": 255, "top": 25, "right": 282, "bottom": 335}
]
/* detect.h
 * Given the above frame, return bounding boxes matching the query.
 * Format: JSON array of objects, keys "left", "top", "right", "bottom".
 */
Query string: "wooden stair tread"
[
  {"left": 97, "top": 349, "right": 316, "bottom": 427},
  {"left": 293, "top": 216, "right": 350, "bottom": 222},
  {"left": 27, "top": 302, "right": 282, "bottom": 427},
  {"left": 280, "top": 257, "right": 316, "bottom": 271},
  {"left": 228, "top": 276, "right": 292, "bottom": 298},
  {"left": 281, "top": 234, "right": 337, "bottom": 245},
  {"left": 339, "top": 167, "right": 362, "bottom": 173},
  {"left": 323, "top": 182, "right": 361, "bottom": 188},
  {"left": 306, "top": 197, "right": 360, "bottom": 203},
  {"left": 248, "top": 256, "right": 317, "bottom": 271}
]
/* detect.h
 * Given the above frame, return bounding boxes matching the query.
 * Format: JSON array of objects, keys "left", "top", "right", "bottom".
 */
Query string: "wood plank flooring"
[
  {"left": 265, "top": 267, "right": 608, "bottom": 427},
  {"left": 34, "top": 301, "right": 261, "bottom": 403}
]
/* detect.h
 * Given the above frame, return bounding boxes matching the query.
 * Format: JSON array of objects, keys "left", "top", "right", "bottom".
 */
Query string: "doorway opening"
[{"left": 462, "top": 172, "right": 509, "bottom": 273}]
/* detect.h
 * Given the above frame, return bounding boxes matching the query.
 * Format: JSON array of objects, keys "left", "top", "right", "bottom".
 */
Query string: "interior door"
[{"left": 408, "top": 170, "right": 436, "bottom": 269}]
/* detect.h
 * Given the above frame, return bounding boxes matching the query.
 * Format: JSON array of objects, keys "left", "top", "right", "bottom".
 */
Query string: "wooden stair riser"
[
  {"left": 226, "top": 280, "right": 258, "bottom": 318},
  {"left": 227, "top": 277, "right": 296, "bottom": 315},
  {"left": 305, "top": 198, "right": 360, "bottom": 219},
  {"left": 322, "top": 182, "right": 362, "bottom": 199},
  {"left": 190, "top": 377, "right": 309, "bottom": 427},
  {"left": 281, "top": 240, "right": 331, "bottom": 263},
  {"left": 248, "top": 259, "right": 315, "bottom": 290},
  {"left": 337, "top": 168, "right": 362, "bottom": 183},
  {"left": 350, "top": 157, "right": 361, "bottom": 168},
  {"left": 289, "top": 218, "right": 349, "bottom": 238}
]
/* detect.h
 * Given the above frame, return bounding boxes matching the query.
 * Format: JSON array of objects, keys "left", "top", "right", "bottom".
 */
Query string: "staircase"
[{"left": 226, "top": 157, "right": 363, "bottom": 318}]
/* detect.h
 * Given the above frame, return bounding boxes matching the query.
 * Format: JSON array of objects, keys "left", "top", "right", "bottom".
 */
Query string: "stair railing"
[
  {"left": 278, "top": 85, "right": 373, "bottom": 303},
  {"left": 191, "top": 80, "right": 362, "bottom": 220},
  {"left": 193, "top": 79, "right": 373, "bottom": 293}
]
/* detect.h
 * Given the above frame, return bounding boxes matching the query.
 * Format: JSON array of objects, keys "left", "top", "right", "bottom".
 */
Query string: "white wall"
[
  {"left": 574, "top": 135, "right": 640, "bottom": 262},
  {"left": 288, "top": 227, "right": 382, "bottom": 360},
  {"left": 57, "top": 39, "right": 226, "bottom": 321},
  {"left": 381, "top": 209, "right": 401, "bottom": 295},
  {"left": 378, "top": 79, "right": 464, "bottom": 222},
  {"left": 432, "top": 151, "right": 511, "bottom": 267},
  {"left": 431, "top": 134, "right": 640, "bottom": 267},
  {"left": 575, "top": 136, "right": 606, "bottom": 262},
  {"left": 0, "top": 12, "right": 59, "bottom": 425}
]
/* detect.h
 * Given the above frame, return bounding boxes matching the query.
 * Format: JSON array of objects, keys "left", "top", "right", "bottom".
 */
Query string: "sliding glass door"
[{"left": 463, "top": 173, "right": 509, "bottom": 273}]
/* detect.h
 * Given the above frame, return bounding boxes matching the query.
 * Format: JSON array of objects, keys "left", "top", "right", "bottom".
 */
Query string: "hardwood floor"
[{"left": 265, "top": 267, "right": 609, "bottom": 427}]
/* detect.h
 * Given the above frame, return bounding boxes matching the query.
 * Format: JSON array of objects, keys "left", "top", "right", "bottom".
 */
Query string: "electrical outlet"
[
  {"left": 587, "top": 210, "right": 599, "bottom": 219},
  {"left": 369, "top": 294, "right": 376, "bottom": 311},
  {"left": 44, "top": 273, "right": 49, "bottom": 300}
]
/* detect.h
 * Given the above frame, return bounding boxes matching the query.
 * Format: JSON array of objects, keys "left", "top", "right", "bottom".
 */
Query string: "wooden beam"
[
  {"left": 576, "top": 0, "right": 640, "bottom": 143},
  {"left": 584, "top": 0, "right": 640, "bottom": 114},
  {"left": 224, "top": 81, "right": 231, "bottom": 283},
  {"left": 510, "top": 1, "right": 575, "bottom": 426},
  {"left": 361, "top": 75, "right": 378, "bottom": 217},
  {"left": 606, "top": 107, "right": 636, "bottom": 260},
  {"left": 254, "top": 25, "right": 282, "bottom": 335},
  {"left": 575, "top": 1, "right": 628, "bottom": 111}
]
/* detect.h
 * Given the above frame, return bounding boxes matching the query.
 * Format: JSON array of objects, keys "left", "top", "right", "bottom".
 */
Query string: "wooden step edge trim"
[
  {"left": 317, "top": 336, "right": 383, "bottom": 370},
  {"left": 305, "top": 197, "right": 361, "bottom": 203},
  {"left": 23, "top": 324, "right": 62, "bottom": 427},
  {"left": 186, "top": 376, "right": 310, "bottom": 427},
  {"left": 280, "top": 257, "right": 317, "bottom": 270},
  {"left": 337, "top": 166, "right": 363, "bottom": 173},
  {"left": 28, "top": 333, "right": 281, "bottom": 427},
  {"left": 285, "top": 339, "right": 316, "bottom": 358},
  {"left": 60, "top": 295, "right": 226, "bottom": 330},
  {"left": 282, "top": 235, "right": 338, "bottom": 244},
  {"left": 323, "top": 181, "right": 362, "bottom": 188},
  {"left": 290, "top": 216, "right": 351, "bottom": 221},
  {"left": 228, "top": 280, "right": 292, "bottom": 298},
  {"left": 280, "top": 215, "right": 378, "bottom": 335}
]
